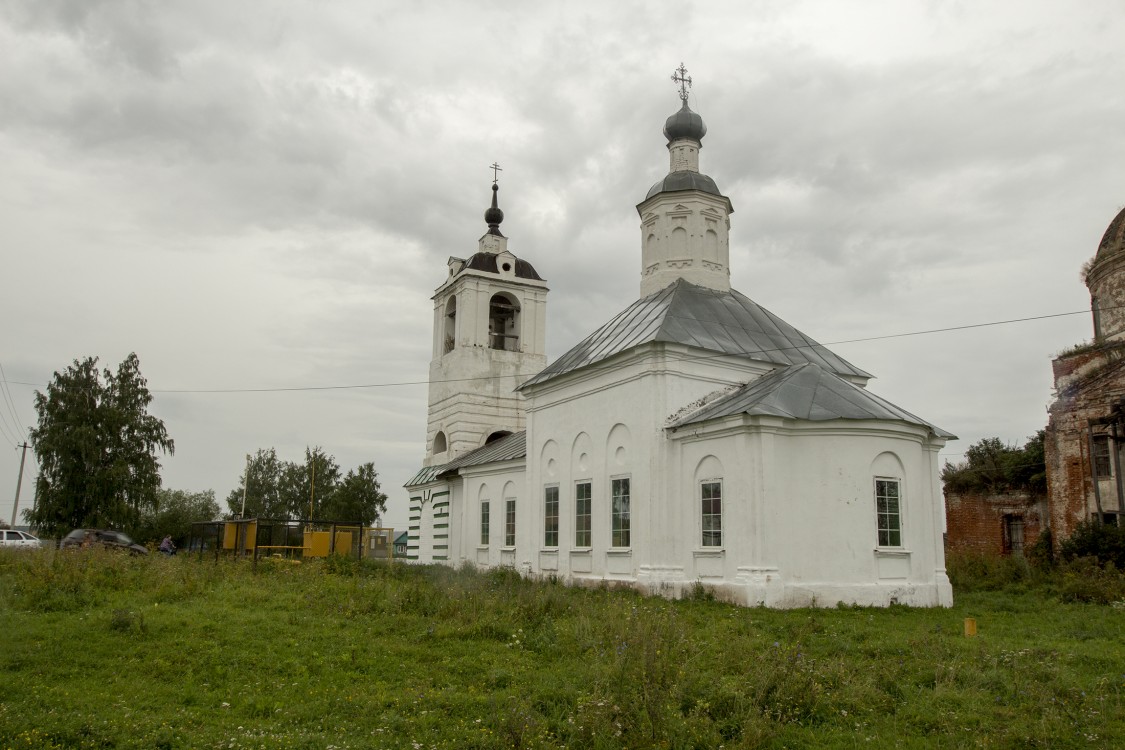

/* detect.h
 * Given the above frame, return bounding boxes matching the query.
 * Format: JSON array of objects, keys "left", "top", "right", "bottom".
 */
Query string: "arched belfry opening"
[
  {"left": 489, "top": 293, "right": 520, "bottom": 351},
  {"left": 485, "top": 430, "right": 513, "bottom": 445},
  {"left": 443, "top": 296, "right": 457, "bottom": 353}
]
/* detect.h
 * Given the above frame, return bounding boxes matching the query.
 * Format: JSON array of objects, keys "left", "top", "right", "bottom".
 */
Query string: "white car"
[{"left": 0, "top": 530, "right": 41, "bottom": 548}]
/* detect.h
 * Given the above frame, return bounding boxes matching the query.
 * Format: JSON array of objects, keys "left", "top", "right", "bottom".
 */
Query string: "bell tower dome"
[
  {"left": 425, "top": 168, "right": 549, "bottom": 465},
  {"left": 1086, "top": 205, "right": 1125, "bottom": 343},
  {"left": 636, "top": 64, "right": 734, "bottom": 299}
]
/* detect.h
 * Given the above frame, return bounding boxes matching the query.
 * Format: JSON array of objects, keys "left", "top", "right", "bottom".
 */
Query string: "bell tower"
[
  {"left": 425, "top": 169, "right": 548, "bottom": 466},
  {"left": 636, "top": 64, "right": 735, "bottom": 299}
]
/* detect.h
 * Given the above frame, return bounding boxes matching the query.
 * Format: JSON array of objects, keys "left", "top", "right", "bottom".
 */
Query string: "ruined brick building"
[
  {"left": 945, "top": 489, "right": 1044, "bottom": 557},
  {"left": 1044, "top": 204, "right": 1125, "bottom": 540}
]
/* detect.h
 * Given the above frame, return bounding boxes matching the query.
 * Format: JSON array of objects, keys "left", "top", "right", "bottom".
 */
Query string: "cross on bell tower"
[{"left": 672, "top": 63, "right": 692, "bottom": 103}]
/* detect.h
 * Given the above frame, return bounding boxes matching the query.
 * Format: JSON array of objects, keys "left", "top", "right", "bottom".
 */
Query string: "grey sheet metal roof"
[
  {"left": 404, "top": 465, "right": 443, "bottom": 488},
  {"left": 437, "top": 430, "right": 527, "bottom": 474},
  {"left": 404, "top": 431, "right": 528, "bottom": 488},
  {"left": 670, "top": 362, "right": 955, "bottom": 438},
  {"left": 518, "top": 279, "right": 871, "bottom": 390},
  {"left": 645, "top": 172, "right": 726, "bottom": 201}
]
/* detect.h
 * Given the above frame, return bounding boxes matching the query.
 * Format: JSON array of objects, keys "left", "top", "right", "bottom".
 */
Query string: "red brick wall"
[
  {"left": 945, "top": 490, "right": 1044, "bottom": 556},
  {"left": 1045, "top": 349, "right": 1125, "bottom": 541}
]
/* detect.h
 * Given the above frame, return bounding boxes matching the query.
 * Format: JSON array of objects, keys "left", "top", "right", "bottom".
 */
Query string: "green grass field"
[{"left": 0, "top": 549, "right": 1122, "bottom": 749}]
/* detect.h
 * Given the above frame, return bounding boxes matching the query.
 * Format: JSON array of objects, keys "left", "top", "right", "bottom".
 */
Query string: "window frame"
[
  {"left": 874, "top": 477, "right": 903, "bottom": 548},
  {"left": 574, "top": 480, "right": 592, "bottom": 548},
  {"left": 480, "top": 499, "right": 490, "bottom": 546},
  {"left": 1093, "top": 434, "right": 1113, "bottom": 478},
  {"left": 611, "top": 475, "right": 631, "bottom": 549},
  {"left": 700, "top": 479, "right": 723, "bottom": 548},
  {"left": 543, "top": 484, "right": 559, "bottom": 548},
  {"left": 504, "top": 497, "right": 516, "bottom": 548}
]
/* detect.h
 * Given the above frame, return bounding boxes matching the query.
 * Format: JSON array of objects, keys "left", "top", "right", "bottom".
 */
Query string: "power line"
[
  {"left": 0, "top": 362, "right": 28, "bottom": 442},
  {"left": 2, "top": 305, "right": 1096, "bottom": 396}
]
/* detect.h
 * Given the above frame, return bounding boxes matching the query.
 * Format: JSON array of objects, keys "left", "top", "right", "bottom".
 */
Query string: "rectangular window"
[
  {"left": 611, "top": 477, "right": 630, "bottom": 548},
  {"left": 544, "top": 486, "right": 559, "bottom": 547},
  {"left": 1093, "top": 435, "right": 1112, "bottom": 478},
  {"left": 1003, "top": 515, "right": 1024, "bottom": 555},
  {"left": 575, "top": 482, "right": 592, "bottom": 547},
  {"left": 701, "top": 480, "right": 722, "bottom": 547},
  {"left": 875, "top": 478, "right": 902, "bottom": 547},
  {"left": 505, "top": 498, "right": 516, "bottom": 547},
  {"left": 480, "top": 500, "right": 490, "bottom": 546}
]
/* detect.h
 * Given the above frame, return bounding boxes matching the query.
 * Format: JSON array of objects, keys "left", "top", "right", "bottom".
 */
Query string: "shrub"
[
  {"left": 1026, "top": 527, "right": 1054, "bottom": 570},
  {"left": 1054, "top": 557, "right": 1125, "bottom": 604},
  {"left": 946, "top": 551, "right": 1032, "bottom": 592},
  {"left": 1058, "top": 520, "right": 1125, "bottom": 568}
]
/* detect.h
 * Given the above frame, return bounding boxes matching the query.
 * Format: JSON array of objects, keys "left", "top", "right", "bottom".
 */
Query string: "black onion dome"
[
  {"left": 484, "top": 183, "right": 504, "bottom": 236},
  {"left": 663, "top": 101, "right": 707, "bottom": 142},
  {"left": 463, "top": 252, "right": 543, "bottom": 281},
  {"left": 1096, "top": 205, "right": 1125, "bottom": 261}
]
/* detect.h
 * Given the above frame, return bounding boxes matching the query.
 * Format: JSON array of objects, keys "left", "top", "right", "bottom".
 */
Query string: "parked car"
[
  {"left": 60, "top": 529, "right": 148, "bottom": 555},
  {"left": 0, "top": 529, "right": 41, "bottom": 548}
]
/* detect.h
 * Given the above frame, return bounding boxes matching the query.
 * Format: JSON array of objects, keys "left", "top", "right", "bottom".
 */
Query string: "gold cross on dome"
[
  {"left": 490, "top": 162, "right": 503, "bottom": 184},
  {"left": 672, "top": 63, "right": 692, "bottom": 103}
]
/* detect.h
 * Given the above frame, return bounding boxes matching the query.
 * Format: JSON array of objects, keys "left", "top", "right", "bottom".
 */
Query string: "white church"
[{"left": 405, "top": 71, "right": 955, "bottom": 608}]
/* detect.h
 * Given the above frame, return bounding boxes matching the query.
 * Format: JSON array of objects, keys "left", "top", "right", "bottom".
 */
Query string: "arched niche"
[
  {"left": 432, "top": 430, "right": 448, "bottom": 455},
  {"left": 704, "top": 229, "right": 719, "bottom": 262},
  {"left": 870, "top": 451, "right": 905, "bottom": 479},
  {"left": 671, "top": 226, "right": 688, "bottom": 257},
  {"left": 572, "top": 432, "right": 593, "bottom": 476},
  {"left": 606, "top": 423, "right": 631, "bottom": 469},
  {"left": 540, "top": 439, "right": 560, "bottom": 479},
  {"left": 693, "top": 454, "right": 724, "bottom": 483}
]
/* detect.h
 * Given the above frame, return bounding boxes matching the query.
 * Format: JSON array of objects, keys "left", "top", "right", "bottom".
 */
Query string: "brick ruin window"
[
  {"left": 1003, "top": 515, "right": 1025, "bottom": 555},
  {"left": 1093, "top": 434, "right": 1113, "bottom": 478}
]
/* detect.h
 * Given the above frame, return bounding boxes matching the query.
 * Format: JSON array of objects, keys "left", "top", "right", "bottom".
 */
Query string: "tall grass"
[{"left": 1, "top": 549, "right": 1122, "bottom": 748}]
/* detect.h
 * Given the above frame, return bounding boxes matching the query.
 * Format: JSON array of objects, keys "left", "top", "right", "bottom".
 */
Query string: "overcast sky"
[{"left": 2, "top": 0, "right": 1123, "bottom": 534}]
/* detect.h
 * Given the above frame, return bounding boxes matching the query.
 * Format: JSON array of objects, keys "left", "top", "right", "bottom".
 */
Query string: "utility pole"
[
  {"left": 240, "top": 454, "right": 250, "bottom": 518},
  {"left": 11, "top": 442, "right": 29, "bottom": 527}
]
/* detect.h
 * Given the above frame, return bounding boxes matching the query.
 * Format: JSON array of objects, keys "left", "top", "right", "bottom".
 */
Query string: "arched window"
[
  {"left": 489, "top": 293, "right": 520, "bottom": 352},
  {"left": 485, "top": 430, "right": 512, "bottom": 445},
  {"left": 432, "top": 431, "right": 447, "bottom": 455},
  {"left": 443, "top": 297, "right": 457, "bottom": 353}
]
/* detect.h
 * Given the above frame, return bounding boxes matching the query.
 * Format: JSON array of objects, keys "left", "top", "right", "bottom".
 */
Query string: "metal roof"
[
  {"left": 463, "top": 252, "right": 543, "bottom": 281},
  {"left": 404, "top": 431, "right": 528, "bottom": 488},
  {"left": 403, "top": 465, "right": 443, "bottom": 488},
  {"left": 644, "top": 172, "right": 726, "bottom": 202},
  {"left": 669, "top": 362, "right": 955, "bottom": 438},
  {"left": 437, "top": 430, "right": 527, "bottom": 474},
  {"left": 519, "top": 279, "right": 871, "bottom": 390}
]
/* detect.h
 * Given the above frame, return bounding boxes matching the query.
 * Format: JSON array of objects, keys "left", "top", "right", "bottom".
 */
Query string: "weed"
[{"left": 1, "top": 549, "right": 1123, "bottom": 748}]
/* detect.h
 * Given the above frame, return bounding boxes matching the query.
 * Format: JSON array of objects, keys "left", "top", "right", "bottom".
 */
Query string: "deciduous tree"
[
  {"left": 28, "top": 354, "right": 174, "bottom": 536},
  {"left": 323, "top": 462, "right": 387, "bottom": 525},
  {"left": 224, "top": 448, "right": 286, "bottom": 519},
  {"left": 133, "top": 488, "right": 220, "bottom": 546},
  {"left": 225, "top": 447, "right": 386, "bottom": 524}
]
